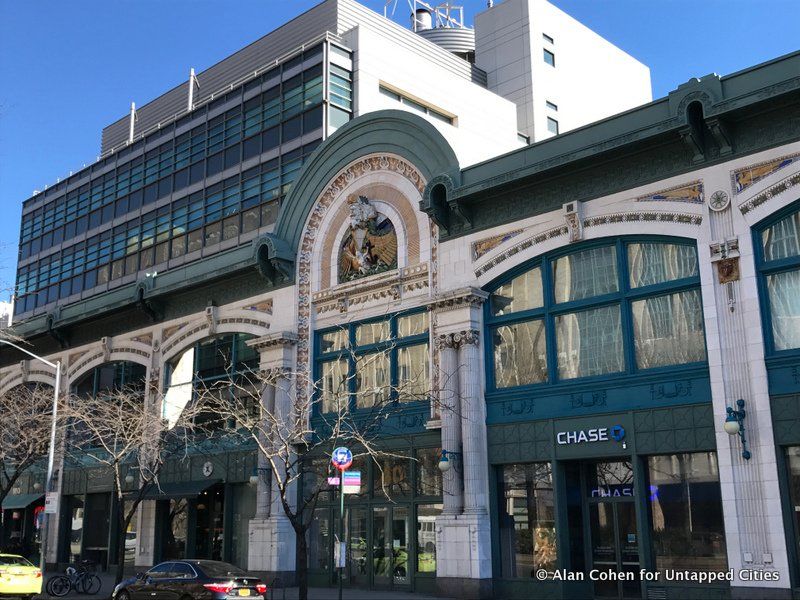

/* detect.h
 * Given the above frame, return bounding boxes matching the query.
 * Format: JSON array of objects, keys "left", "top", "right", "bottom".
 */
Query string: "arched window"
[
  {"left": 72, "top": 361, "right": 146, "bottom": 398},
  {"left": 756, "top": 201, "right": 800, "bottom": 352},
  {"left": 487, "top": 238, "right": 705, "bottom": 389},
  {"left": 163, "top": 333, "right": 258, "bottom": 429}
]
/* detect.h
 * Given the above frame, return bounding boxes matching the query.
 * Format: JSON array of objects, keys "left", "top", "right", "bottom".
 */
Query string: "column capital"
[
  {"left": 247, "top": 331, "right": 297, "bottom": 372},
  {"left": 436, "top": 329, "right": 480, "bottom": 350},
  {"left": 427, "top": 287, "right": 488, "bottom": 313}
]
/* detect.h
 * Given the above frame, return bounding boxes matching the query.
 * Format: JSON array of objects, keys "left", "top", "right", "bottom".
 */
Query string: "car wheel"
[{"left": 116, "top": 591, "right": 131, "bottom": 600}]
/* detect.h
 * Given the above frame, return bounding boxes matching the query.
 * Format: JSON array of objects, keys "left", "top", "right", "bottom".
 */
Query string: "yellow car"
[{"left": 0, "top": 554, "right": 42, "bottom": 599}]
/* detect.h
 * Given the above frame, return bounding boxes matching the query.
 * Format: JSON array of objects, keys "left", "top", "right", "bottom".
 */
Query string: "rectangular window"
[
  {"left": 543, "top": 49, "right": 555, "bottom": 67},
  {"left": 553, "top": 246, "right": 618, "bottom": 303},
  {"left": 499, "top": 463, "right": 557, "bottom": 577},
  {"left": 628, "top": 242, "right": 698, "bottom": 288},
  {"left": 355, "top": 321, "right": 390, "bottom": 346},
  {"left": 417, "top": 503, "right": 442, "bottom": 573},
  {"left": 355, "top": 351, "right": 390, "bottom": 408},
  {"left": 632, "top": 289, "right": 706, "bottom": 369},
  {"left": 493, "top": 320, "right": 547, "bottom": 387},
  {"left": 647, "top": 453, "right": 727, "bottom": 573},
  {"left": 397, "top": 343, "right": 429, "bottom": 401},
  {"left": 546, "top": 100, "right": 558, "bottom": 111},
  {"left": 547, "top": 117, "right": 559, "bottom": 135},
  {"left": 320, "top": 358, "right": 348, "bottom": 414},
  {"left": 542, "top": 33, "right": 554, "bottom": 44},
  {"left": 767, "top": 268, "right": 800, "bottom": 350},
  {"left": 556, "top": 304, "right": 623, "bottom": 379}
]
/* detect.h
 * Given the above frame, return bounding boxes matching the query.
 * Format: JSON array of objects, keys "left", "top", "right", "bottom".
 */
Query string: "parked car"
[
  {"left": 0, "top": 554, "right": 42, "bottom": 599},
  {"left": 112, "top": 560, "right": 267, "bottom": 600}
]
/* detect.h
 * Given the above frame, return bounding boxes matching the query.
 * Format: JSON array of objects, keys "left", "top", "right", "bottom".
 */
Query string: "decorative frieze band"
[{"left": 246, "top": 332, "right": 298, "bottom": 352}]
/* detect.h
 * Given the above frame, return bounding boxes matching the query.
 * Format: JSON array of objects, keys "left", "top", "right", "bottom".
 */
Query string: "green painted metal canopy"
[
  {"left": 2, "top": 493, "right": 43, "bottom": 510},
  {"left": 136, "top": 480, "right": 220, "bottom": 500}
]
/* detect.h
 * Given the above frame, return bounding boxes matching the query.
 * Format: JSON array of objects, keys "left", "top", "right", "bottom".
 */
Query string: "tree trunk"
[
  {"left": 115, "top": 496, "right": 127, "bottom": 586},
  {"left": 295, "top": 530, "right": 309, "bottom": 600}
]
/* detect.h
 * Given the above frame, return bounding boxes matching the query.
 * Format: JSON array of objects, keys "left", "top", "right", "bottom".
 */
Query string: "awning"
[
  {"left": 2, "top": 493, "right": 44, "bottom": 510},
  {"left": 135, "top": 480, "right": 220, "bottom": 500}
]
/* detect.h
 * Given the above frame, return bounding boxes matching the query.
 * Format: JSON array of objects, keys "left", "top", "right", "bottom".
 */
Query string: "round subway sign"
[{"left": 331, "top": 447, "right": 353, "bottom": 471}]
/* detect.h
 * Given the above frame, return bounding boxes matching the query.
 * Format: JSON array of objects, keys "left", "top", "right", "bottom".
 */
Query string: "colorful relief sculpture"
[{"left": 339, "top": 195, "right": 398, "bottom": 282}]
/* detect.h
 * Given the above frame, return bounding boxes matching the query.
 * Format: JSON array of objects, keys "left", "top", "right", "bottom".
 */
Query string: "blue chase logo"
[{"left": 609, "top": 425, "right": 626, "bottom": 442}]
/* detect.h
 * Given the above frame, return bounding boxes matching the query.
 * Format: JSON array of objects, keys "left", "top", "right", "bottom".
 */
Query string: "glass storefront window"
[
  {"left": 499, "top": 463, "right": 557, "bottom": 578},
  {"left": 69, "top": 497, "right": 84, "bottom": 563},
  {"left": 123, "top": 501, "right": 138, "bottom": 568},
  {"left": 162, "top": 498, "right": 188, "bottom": 561},
  {"left": 493, "top": 320, "right": 547, "bottom": 387},
  {"left": 417, "top": 504, "right": 442, "bottom": 573},
  {"left": 647, "top": 452, "right": 727, "bottom": 572},
  {"left": 375, "top": 454, "right": 412, "bottom": 499},
  {"left": 632, "top": 289, "right": 706, "bottom": 369},
  {"left": 416, "top": 448, "right": 443, "bottom": 497},
  {"left": 556, "top": 304, "right": 623, "bottom": 379},
  {"left": 308, "top": 508, "right": 331, "bottom": 572}
]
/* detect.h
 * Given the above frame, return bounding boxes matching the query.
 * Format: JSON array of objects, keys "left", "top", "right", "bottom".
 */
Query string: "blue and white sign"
[
  {"left": 557, "top": 425, "right": 626, "bottom": 445},
  {"left": 331, "top": 447, "right": 353, "bottom": 471}
]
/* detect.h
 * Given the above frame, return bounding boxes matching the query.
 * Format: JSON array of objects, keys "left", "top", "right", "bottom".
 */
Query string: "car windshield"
[
  {"left": 0, "top": 556, "right": 33, "bottom": 566},
  {"left": 199, "top": 562, "right": 246, "bottom": 578}
]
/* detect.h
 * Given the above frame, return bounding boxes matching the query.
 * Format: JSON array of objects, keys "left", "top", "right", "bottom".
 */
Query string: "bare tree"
[
  {"left": 63, "top": 379, "right": 207, "bottom": 585},
  {"left": 0, "top": 383, "right": 56, "bottom": 549},
  {"left": 200, "top": 339, "right": 435, "bottom": 600}
]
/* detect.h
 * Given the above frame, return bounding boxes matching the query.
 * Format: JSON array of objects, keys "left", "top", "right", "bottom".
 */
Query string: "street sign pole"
[
  {"left": 339, "top": 470, "right": 344, "bottom": 600},
  {"left": 330, "top": 446, "right": 352, "bottom": 600}
]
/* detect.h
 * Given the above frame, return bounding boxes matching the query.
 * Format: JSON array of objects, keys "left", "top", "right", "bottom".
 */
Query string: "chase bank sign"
[{"left": 556, "top": 425, "right": 626, "bottom": 445}]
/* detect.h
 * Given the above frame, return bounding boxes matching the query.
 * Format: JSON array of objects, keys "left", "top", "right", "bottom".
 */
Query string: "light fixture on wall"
[
  {"left": 438, "top": 450, "right": 461, "bottom": 473},
  {"left": 33, "top": 482, "right": 42, "bottom": 491},
  {"left": 12, "top": 487, "right": 21, "bottom": 495},
  {"left": 724, "top": 399, "right": 751, "bottom": 460},
  {"left": 125, "top": 474, "right": 135, "bottom": 485},
  {"left": 249, "top": 468, "right": 269, "bottom": 487}
]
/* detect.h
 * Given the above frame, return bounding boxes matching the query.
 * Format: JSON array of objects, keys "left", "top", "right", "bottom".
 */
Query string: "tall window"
[
  {"left": 163, "top": 333, "right": 258, "bottom": 429},
  {"left": 647, "top": 452, "right": 727, "bottom": 572},
  {"left": 543, "top": 49, "right": 555, "bottom": 67},
  {"left": 315, "top": 312, "right": 430, "bottom": 414},
  {"left": 488, "top": 238, "right": 705, "bottom": 389},
  {"left": 498, "top": 463, "right": 557, "bottom": 577},
  {"left": 757, "top": 202, "right": 800, "bottom": 352}
]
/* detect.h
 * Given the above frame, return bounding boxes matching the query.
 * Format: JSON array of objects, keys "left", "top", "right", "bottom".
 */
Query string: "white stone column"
[
  {"left": 429, "top": 288, "right": 492, "bottom": 598},
  {"left": 255, "top": 383, "right": 275, "bottom": 519},
  {"left": 436, "top": 333, "right": 464, "bottom": 515},
  {"left": 245, "top": 332, "right": 298, "bottom": 578},
  {"left": 457, "top": 329, "right": 489, "bottom": 515}
]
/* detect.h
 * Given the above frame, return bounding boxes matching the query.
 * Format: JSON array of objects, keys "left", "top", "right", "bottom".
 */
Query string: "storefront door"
[
  {"left": 586, "top": 461, "right": 640, "bottom": 600},
  {"left": 370, "top": 505, "right": 410, "bottom": 590}
]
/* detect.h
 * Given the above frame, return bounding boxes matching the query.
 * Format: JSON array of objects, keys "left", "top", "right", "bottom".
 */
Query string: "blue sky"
[{"left": 0, "top": 0, "right": 798, "bottom": 295}]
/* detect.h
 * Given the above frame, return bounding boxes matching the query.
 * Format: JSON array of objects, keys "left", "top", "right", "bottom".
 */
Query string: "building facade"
[{"left": 3, "top": 2, "right": 800, "bottom": 599}]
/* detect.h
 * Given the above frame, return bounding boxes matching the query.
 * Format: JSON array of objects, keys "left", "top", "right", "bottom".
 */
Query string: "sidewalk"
[{"left": 31, "top": 571, "right": 453, "bottom": 600}]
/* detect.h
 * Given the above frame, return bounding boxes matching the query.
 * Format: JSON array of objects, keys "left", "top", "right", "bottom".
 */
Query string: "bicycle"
[{"left": 46, "top": 559, "right": 101, "bottom": 597}]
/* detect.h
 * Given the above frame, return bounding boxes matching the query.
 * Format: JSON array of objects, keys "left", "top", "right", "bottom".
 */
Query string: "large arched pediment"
[{"left": 275, "top": 109, "right": 459, "bottom": 257}]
